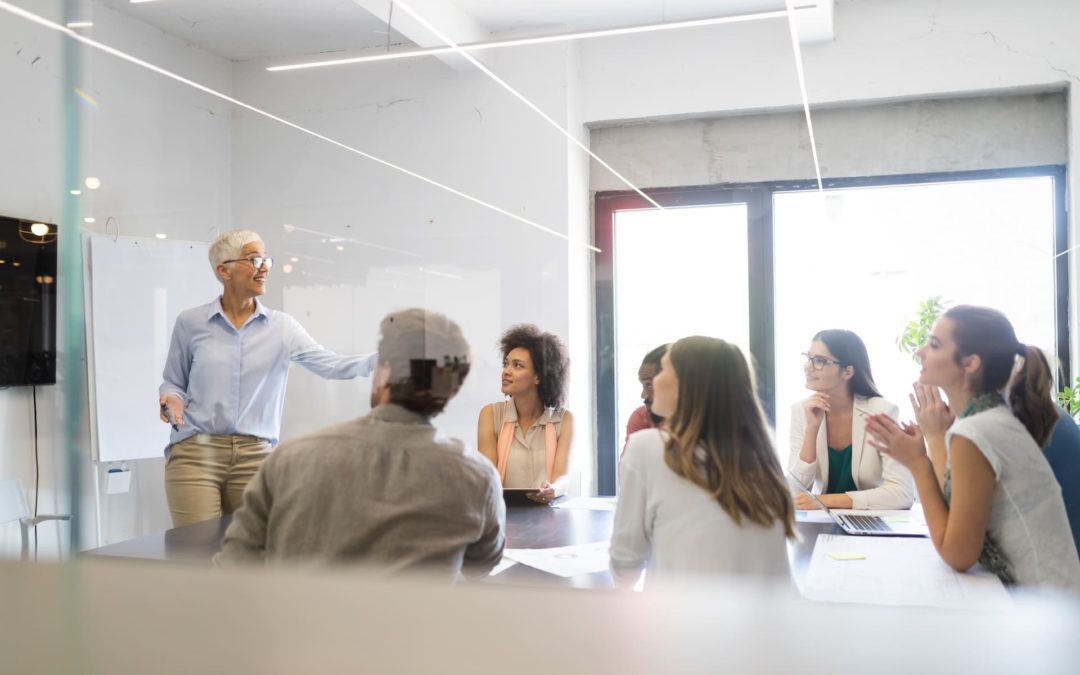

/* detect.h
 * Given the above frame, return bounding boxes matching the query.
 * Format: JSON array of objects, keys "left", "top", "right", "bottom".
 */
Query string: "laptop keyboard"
[{"left": 842, "top": 514, "right": 892, "bottom": 532}]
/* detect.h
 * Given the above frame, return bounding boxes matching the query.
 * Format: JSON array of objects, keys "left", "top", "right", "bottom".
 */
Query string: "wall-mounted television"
[{"left": 0, "top": 215, "right": 57, "bottom": 386}]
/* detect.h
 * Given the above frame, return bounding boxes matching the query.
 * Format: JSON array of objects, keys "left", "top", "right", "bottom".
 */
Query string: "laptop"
[{"left": 787, "top": 473, "right": 928, "bottom": 537}]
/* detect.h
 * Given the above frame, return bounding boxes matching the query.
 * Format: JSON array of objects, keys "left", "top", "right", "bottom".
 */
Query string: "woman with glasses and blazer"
[
  {"left": 788, "top": 329, "right": 914, "bottom": 511},
  {"left": 158, "top": 229, "right": 377, "bottom": 527}
]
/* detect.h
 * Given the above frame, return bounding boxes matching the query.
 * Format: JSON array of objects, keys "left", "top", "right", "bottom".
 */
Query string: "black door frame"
[{"left": 594, "top": 165, "right": 1070, "bottom": 496}]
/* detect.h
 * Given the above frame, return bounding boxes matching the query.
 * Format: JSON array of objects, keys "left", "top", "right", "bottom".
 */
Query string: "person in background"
[
  {"left": 867, "top": 306, "right": 1080, "bottom": 590},
  {"left": 1041, "top": 403, "right": 1080, "bottom": 556},
  {"left": 610, "top": 337, "right": 795, "bottom": 588},
  {"left": 158, "top": 229, "right": 376, "bottom": 526},
  {"left": 477, "top": 325, "right": 574, "bottom": 504},
  {"left": 215, "top": 309, "right": 504, "bottom": 580},
  {"left": 789, "top": 329, "right": 914, "bottom": 510},
  {"left": 623, "top": 343, "right": 669, "bottom": 455}
]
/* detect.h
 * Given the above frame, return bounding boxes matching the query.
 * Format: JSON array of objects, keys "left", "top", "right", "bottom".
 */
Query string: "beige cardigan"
[{"left": 788, "top": 395, "right": 914, "bottom": 510}]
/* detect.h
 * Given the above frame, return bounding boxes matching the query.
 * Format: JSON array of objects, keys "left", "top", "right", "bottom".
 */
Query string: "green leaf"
[{"left": 897, "top": 295, "right": 948, "bottom": 361}]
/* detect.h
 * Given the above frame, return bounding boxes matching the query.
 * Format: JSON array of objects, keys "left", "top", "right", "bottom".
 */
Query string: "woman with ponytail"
[
  {"left": 866, "top": 306, "right": 1080, "bottom": 589},
  {"left": 1041, "top": 390, "right": 1080, "bottom": 556},
  {"left": 610, "top": 337, "right": 795, "bottom": 588}
]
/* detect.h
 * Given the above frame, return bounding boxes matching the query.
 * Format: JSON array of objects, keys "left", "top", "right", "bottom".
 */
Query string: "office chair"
[{"left": 0, "top": 478, "right": 70, "bottom": 561}]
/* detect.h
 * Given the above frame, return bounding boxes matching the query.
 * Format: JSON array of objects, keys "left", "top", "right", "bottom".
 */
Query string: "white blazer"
[{"left": 788, "top": 395, "right": 914, "bottom": 510}]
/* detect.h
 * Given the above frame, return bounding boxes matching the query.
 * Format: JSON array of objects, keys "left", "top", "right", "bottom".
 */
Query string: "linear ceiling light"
[
  {"left": 268, "top": 5, "right": 817, "bottom": 72},
  {"left": 0, "top": 0, "right": 596, "bottom": 252},
  {"left": 282, "top": 224, "right": 422, "bottom": 258},
  {"left": 784, "top": 0, "right": 823, "bottom": 191},
  {"left": 393, "top": 0, "right": 663, "bottom": 210}
]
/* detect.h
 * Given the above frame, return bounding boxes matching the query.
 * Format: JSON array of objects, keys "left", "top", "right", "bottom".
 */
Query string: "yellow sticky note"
[
  {"left": 829, "top": 552, "right": 866, "bottom": 561},
  {"left": 883, "top": 515, "right": 911, "bottom": 524}
]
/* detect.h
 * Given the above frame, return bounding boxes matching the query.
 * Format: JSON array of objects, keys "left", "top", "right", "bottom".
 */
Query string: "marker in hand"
[{"left": 160, "top": 401, "right": 180, "bottom": 431}]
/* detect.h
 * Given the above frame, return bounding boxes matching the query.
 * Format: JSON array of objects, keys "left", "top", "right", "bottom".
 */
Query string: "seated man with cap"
[{"left": 215, "top": 308, "right": 505, "bottom": 580}]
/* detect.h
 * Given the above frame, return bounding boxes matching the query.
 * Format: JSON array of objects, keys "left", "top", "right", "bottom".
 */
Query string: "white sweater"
[{"left": 610, "top": 429, "right": 791, "bottom": 587}]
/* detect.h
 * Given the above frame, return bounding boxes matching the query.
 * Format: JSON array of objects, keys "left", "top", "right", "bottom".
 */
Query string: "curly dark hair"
[{"left": 500, "top": 324, "right": 569, "bottom": 409}]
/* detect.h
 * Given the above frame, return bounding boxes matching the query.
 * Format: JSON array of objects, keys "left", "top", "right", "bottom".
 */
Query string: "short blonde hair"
[{"left": 208, "top": 229, "right": 262, "bottom": 282}]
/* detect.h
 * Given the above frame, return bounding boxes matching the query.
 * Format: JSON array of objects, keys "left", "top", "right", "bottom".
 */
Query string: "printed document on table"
[
  {"left": 502, "top": 542, "right": 611, "bottom": 577},
  {"left": 795, "top": 510, "right": 835, "bottom": 524},
  {"left": 552, "top": 497, "right": 617, "bottom": 511},
  {"left": 488, "top": 558, "right": 518, "bottom": 576},
  {"left": 801, "top": 534, "right": 1012, "bottom": 610}
]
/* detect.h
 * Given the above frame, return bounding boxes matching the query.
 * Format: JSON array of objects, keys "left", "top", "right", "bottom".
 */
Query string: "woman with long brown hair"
[
  {"left": 610, "top": 336, "right": 795, "bottom": 587},
  {"left": 867, "top": 305, "right": 1079, "bottom": 589}
]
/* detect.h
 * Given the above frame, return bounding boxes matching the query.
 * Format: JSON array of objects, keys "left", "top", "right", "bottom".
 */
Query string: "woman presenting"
[{"left": 158, "top": 229, "right": 376, "bottom": 526}]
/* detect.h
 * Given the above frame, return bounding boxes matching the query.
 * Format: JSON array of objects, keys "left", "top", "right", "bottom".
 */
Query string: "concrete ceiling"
[{"left": 92, "top": 0, "right": 832, "bottom": 63}]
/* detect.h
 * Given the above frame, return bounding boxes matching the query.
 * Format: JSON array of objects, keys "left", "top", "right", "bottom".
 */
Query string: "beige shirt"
[
  {"left": 490, "top": 399, "right": 565, "bottom": 488},
  {"left": 215, "top": 404, "right": 505, "bottom": 581}
]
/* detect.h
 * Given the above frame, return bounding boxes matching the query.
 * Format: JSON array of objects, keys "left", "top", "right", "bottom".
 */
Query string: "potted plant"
[
  {"left": 1058, "top": 378, "right": 1080, "bottom": 422},
  {"left": 897, "top": 295, "right": 947, "bottom": 360},
  {"left": 898, "top": 296, "right": 1079, "bottom": 423}
]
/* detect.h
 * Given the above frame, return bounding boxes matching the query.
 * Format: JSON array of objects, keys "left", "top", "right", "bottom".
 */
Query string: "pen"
[{"left": 160, "top": 402, "right": 180, "bottom": 431}]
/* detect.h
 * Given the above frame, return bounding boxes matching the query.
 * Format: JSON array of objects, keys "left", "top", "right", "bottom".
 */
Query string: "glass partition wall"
[{"left": 0, "top": 0, "right": 1072, "bottom": 559}]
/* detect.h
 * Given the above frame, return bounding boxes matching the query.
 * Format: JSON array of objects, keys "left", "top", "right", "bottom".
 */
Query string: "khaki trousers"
[{"left": 164, "top": 434, "right": 271, "bottom": 527}]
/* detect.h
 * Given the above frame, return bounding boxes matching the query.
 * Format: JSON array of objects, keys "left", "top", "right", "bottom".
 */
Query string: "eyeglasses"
[
  {"left": 224, "top": 256, "right": 274, "bottom": 270},
  {"left": 802, "top": 353, "right": 842, "bottom": 371}
]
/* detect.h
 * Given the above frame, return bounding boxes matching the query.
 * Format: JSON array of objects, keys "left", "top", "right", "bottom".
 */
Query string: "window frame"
[{"left": 593, "top": 165, "right": 1070, "bottom": 496}]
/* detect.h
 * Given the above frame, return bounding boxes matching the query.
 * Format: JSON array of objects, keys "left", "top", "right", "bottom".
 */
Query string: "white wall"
[
  {"left": 228, "top": 41, "right": 589, "bottom": 483},
  {"left": 579, "top": 0, "right": 1080, "bottom": 367},
  {"left": 0, "top": 0, "right": 233, "bottom": 553}
]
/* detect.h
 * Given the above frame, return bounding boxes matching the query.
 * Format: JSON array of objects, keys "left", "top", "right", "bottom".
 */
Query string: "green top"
[{"left": 826, "top": 445, "right": 857, "bottom": 494}]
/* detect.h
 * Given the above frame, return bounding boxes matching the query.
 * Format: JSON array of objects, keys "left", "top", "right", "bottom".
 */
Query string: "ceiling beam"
[
  {"left": 794, "top": 0, "right": 834, "bottom": 44},
  {"left": 352, "top": 0, "right": 491, "bottom": 71}
]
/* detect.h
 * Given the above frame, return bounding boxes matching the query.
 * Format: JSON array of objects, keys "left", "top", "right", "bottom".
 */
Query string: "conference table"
[{"left": 85, "top": 498, "right": 837, "bottom": 589}]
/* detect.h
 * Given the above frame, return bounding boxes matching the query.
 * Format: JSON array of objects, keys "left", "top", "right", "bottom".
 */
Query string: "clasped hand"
[
  {"left": 865, "top": 382, "right": 952, "bottom": 470},
  {"left": 802, "top": 393, "right": 830, "bottom": 428},
  {"left": 909, "top": 382, "right": 954, "bottom": 437},
  {"left": 527, "top": 481, "right": 556, "bottom": 504}
]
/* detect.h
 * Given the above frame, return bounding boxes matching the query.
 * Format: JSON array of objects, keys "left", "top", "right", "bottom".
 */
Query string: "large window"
[
  {"left": 613, "top": 204, "right": 750, "bottom": 458},
  {"left": 594, "top": 167, "right": 1069, "bottom": 494},
  {"left": 773, "top": 175, "right": 1062, "bottom": 457}
]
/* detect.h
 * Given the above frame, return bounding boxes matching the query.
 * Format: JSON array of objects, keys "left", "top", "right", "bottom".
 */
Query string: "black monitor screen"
[{"left": 0, "top": 216, "right": 57, "bottom": 386}]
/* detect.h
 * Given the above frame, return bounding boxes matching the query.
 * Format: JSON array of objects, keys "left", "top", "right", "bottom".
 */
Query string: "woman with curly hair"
[{"left": 477, "top": 324, "right": 574, "bottom": 503}]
